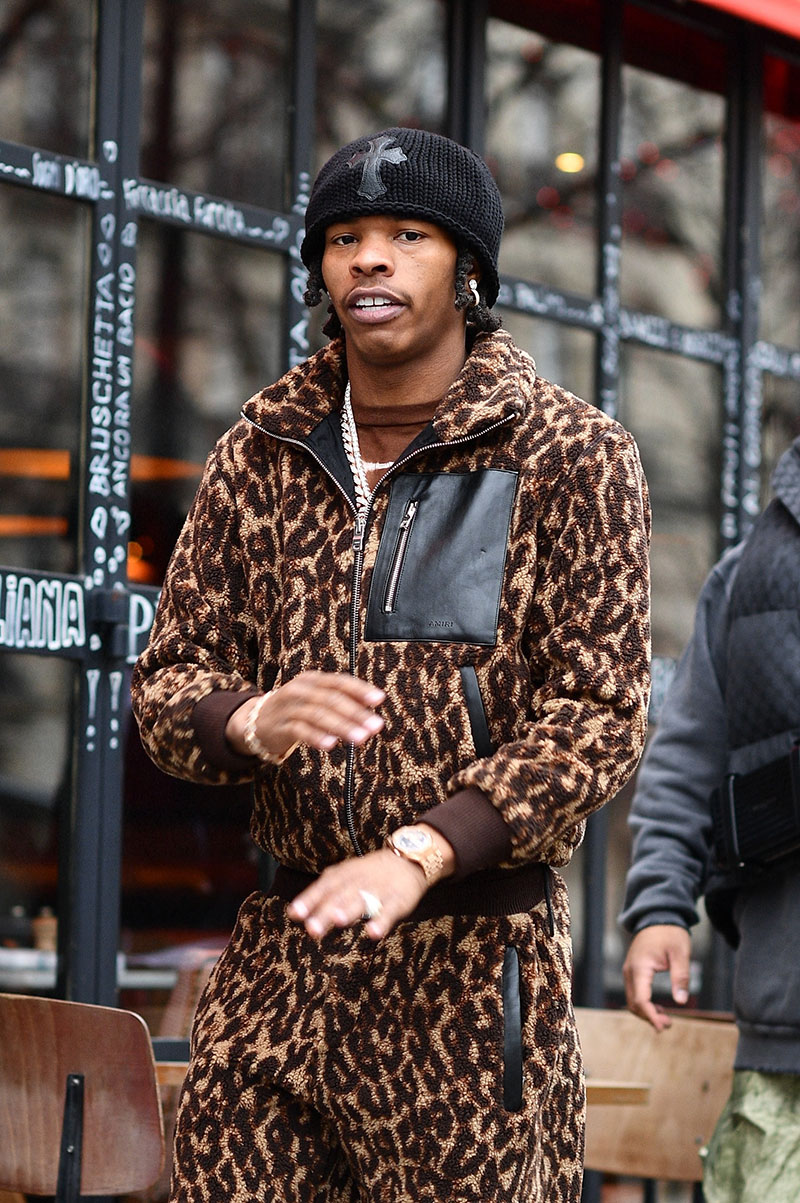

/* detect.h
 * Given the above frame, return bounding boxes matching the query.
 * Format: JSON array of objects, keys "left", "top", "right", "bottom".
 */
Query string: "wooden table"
[
  {"left": 576, "top": 1006, "right": 738, "bottom": 1182},
  {"left": 586, "top": 1079, "right": 650, "bottom": 1105}
]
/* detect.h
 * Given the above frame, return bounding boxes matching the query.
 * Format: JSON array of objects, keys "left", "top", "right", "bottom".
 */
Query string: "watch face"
[{"left": 394, "top": 827, "right": 432, "bottom": 854}]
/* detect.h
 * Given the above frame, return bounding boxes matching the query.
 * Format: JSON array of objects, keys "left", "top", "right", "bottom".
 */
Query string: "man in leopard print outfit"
[{"left": 132, "top": 127, "right": 651, "bottom": 1203}]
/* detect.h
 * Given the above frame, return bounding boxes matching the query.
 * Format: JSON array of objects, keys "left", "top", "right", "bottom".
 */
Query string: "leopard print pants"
[{"left": 170, "top": 880, "right": 585, "bottom": 1203}]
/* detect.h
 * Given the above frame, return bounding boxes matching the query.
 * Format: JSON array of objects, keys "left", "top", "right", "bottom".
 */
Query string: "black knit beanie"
[{"left": 301, "top": 127, "right": 504, "bottom": 307}]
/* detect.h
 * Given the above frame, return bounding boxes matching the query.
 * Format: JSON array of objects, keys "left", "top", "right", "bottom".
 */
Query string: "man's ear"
[{"left": 467, "top": 262, "right": 482, "bottom": 305}]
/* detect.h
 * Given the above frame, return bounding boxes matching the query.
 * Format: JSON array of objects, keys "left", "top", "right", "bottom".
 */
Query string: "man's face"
[{"left": 321, "top": 215, "right": 467, "bottom": 371}]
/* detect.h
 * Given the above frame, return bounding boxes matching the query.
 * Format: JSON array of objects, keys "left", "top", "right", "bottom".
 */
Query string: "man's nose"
[{"left": 351, "top": 235, "right": 393, "bottom": 275}]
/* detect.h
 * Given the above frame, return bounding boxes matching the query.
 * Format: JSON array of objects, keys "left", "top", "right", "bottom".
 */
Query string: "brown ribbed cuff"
[
  {"left": 192, "top": 689, "right": 261, "bottom": 773},
  {"left": 423, "top": 787, "right": 512, "bottom": 879}
]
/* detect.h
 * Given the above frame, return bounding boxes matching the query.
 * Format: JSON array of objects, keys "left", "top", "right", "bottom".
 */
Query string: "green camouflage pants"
[{"left": 703, "top": 1069, "right": 800, "bottom": 1203}]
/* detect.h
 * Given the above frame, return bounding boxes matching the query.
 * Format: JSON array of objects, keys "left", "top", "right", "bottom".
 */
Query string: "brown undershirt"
[{"left": 348, "top": 395, "right": 436, "bottom": 491}]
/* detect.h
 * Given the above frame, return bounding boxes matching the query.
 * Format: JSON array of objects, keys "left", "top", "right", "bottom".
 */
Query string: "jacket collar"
[
  {"left": 431, "top": 329, "right": 534, "bottom": 443},
  {"left": 241, "top": 338, "right": 348, "bottom": 440},
  {"left": 241, "top": 328, "right": 536, "bottom": 446}
]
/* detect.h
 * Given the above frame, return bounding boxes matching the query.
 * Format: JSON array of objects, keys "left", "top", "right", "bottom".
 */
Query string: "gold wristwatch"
[{"left": 386, "top": 825, "right": 444, "bottom": 883}]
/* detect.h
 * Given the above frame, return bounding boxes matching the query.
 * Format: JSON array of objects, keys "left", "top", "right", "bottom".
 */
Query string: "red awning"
[
  {"left": 697, "top": 0, "right": 800, "bottom": 40},
  {"left": 492, "top": 1, "right": 800, "bottom": 114},
  {"left": 494, "top": 0, "right": 800, "bottom": 47}
]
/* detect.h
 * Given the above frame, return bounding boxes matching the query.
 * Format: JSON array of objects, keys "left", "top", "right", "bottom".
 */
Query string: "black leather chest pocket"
[{"left": 365, "top": 469, "right": 518, "bottom": 645}]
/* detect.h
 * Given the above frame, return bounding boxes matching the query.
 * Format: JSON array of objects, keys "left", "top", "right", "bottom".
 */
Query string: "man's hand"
[
  {"left": 226, "top": 670, "right": 385, "bottom": 761},
  {"left": 287, "top": 827, "right": 455, "bottom": 941},
  {"left": 622, "top": 924, "right": 691, "bottom": 1031}
]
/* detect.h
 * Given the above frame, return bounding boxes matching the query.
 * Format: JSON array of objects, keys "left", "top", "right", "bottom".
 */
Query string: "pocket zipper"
[{"left": 383, "top": 498, "right": 418, "bottom": 613}]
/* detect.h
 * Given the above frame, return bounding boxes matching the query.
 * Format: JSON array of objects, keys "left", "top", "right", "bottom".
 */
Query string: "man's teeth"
[{"left": 355, "top": 297, "right": 393, "bottom": 308}]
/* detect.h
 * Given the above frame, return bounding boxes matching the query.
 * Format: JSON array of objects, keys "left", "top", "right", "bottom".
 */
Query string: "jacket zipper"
[
  {"left": 345, "top": 508, "right": 369, "bottom": 855},
  {"left": 241, "top": 416, "right": 370, "bottom": 856},
  {"left": 243, "top": 409, "right": 517, "bottom": 857},
  {"left": 383, "top": 498, "right": 418, "bottom": 613}
]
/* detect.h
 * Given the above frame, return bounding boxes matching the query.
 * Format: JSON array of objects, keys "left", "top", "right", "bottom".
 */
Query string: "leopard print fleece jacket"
[{"left": 131, "top": 328, "right": 651, "bottom": 877}]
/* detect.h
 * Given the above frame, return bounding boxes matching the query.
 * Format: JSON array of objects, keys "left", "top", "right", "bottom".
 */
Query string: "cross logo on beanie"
[{"left": 347, "top": 135, "right": 408, "bottom": 201}]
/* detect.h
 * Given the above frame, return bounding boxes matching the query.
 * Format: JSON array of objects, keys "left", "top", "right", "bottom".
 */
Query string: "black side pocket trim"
[
  {"left": 459, "top": 665, "right": 494, "bottom": 758},
  {"left": 502, "top": 945, "right": 524, "bottom": 1111}
]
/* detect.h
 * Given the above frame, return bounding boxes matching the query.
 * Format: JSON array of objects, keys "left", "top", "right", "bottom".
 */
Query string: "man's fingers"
[
  {"left": 277, "top": 673, "right": 385, "bottom": 746},
  {"left": 625, "top": 963, "right": 671, "bottom": 1031},
  {"left": 285, "top": 709, "right": 383, "bottom": 749},
  {"left": 258, "top": 672, "right": 386, "bottom": 751},
  {"left": 304, "top": 699, "right": 384, "bottom": 740},
  {"left": 293, "top": 890, "right": 396, "bottom": 940},
  {"left": 624, "top": 959, "right": 657, "bottom": 1017},
  {"left": 286, "top": 851, "right": 425, "bottom": 940},
  {"left": 662, "top": 930, "right": 691, "bottom": 1006},
  {"left": 642, "top": 1003, "right": 673, "bottom": 1032},
  {"left": 290, "top": 671, "right": 385, "bottom": 708},
  {"left": 670, "top": 967, "right": 690, "bottom": 1006}
]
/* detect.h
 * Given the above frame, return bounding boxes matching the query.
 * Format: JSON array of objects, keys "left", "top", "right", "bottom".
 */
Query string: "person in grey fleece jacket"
[{"left": 620, "top": 436, "right": 800, "bottom": 1202}]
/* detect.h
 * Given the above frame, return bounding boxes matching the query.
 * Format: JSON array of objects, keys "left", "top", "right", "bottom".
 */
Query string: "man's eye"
[
  {"left": 332, "top": 234, "right": 357, "bottom": 245},
  {"left": 398, "top": 230, "right": 424, "bottom": 242}
]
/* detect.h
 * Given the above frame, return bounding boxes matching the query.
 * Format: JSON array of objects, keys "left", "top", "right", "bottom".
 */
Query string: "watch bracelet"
[
  {"left": 387, "top": 834, "right": 445, "bottom": 882},
  {"left": 242, "top": 691, "right": 298, "bottom": 764}
]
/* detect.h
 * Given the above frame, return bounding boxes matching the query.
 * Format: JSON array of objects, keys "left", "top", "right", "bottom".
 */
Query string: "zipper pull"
[
  {"left": 399, "top": 499, "right": 418, "bottom": 530},
  {"left": 353, "top": 511, "right": 367, "bottom": 553},
  {"left": 382, "top": 498, "right": 420, "bottom": 614}
]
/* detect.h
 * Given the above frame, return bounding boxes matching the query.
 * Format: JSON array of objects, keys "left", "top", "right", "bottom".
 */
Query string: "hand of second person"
[
  {"left": 227, "top": 670, "right": 385, "bottom": 761},
  {"left": 287, "top": 848, "right": 429, "bottom": 941},
  {"left": 622, "top": 923, "right": 691, "bottom": 1031}
]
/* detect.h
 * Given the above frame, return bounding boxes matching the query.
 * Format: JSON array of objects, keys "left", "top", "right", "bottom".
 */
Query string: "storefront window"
[
  {"left": 0, "top": 0, "right": 91, "bottom": 157},
  {"left": 313, "top": 0, "right": 447, "bottom": 166},
  {"left": 487, "top": 19, "right": 599, "bottom": 298},
  {"left": 620, "top": 59, "right": 726, "bottom": 330},
  {"left": 0, "top": 189, "right": 85, "bottom": 575},
  {"left": 620, "top": 345, "right": 721, "bottom": 658},
  {"left": 130, "top": 223, "right": 285, "bottom": 581},
  {"left": 140, "top": 0, "right": 291, "bottom": 211},
  {"left": 0, "top": 655, "right": 71, "bottom": 925}
]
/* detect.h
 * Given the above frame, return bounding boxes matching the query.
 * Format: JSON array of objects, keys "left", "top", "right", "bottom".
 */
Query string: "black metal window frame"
[{"left": 0, "top": 0, "right": 798, "bottom": 1007}]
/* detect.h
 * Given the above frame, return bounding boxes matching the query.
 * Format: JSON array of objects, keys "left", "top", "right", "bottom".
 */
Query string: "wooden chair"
[
  {"left": 0, "top": 992, "right": 165, "bottom": 1202},
  {"left": 577, "top": 1006, "right": 739, "bottom": 1184}
]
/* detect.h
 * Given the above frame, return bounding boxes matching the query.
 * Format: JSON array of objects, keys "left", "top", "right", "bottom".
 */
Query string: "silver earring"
[{"left": 468, "top": 278, "right": 480, "bottom": 306}]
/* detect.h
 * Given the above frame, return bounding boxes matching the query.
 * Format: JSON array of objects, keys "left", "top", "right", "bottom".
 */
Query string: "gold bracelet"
[{"left": 242, "top": 691, "right": 298, "bottom": 765}]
